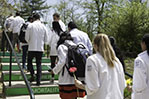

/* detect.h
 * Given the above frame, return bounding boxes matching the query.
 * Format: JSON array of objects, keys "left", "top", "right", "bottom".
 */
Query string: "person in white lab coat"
[
  {"left": 75, "top": 34, "right": 126, "bottom": 99},
  {"left": 132, "top": 33, "right": 149, "bottom": 99},
  {"left": 51, "top": 33, "right": 86, "bottom": 99},
  {"left": 2, "top": 14, "right": 14, "bottom": 51},
  {"left": 10, "top": 12, "right": 25, "bottom": 50},
  {"left": 68, "top": 21, "right": 93, "bottom": 55},
  {"left": 53, "top": 13, "right": 66, "bottom": 32},
  {"left": 48, "top": 21, "right": 63, "bottom": 83},
  {"left": 25, "top": 13, "right": 49, "bottom": 86}
]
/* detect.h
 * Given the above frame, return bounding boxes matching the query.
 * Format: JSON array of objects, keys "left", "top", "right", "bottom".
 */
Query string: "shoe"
[
  {"left": 49, "top": 78, "right": 54, "bottom": 84},
  {"left": 36, "top": 82, "right": 40, "bottom": 86},
  {"left": 29, "top": 75, "right": 35, "bottom": 83},
  {"left": 48, "top": 69, "right": 52, "bottom": 73}
]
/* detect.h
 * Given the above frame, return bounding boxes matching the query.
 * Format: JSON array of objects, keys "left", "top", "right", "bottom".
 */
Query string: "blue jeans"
[{"left": 22, "top": 45, "right": 28, "bottom": 69}]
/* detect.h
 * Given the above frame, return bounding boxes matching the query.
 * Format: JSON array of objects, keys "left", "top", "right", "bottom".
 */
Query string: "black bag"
[
  {"left": 19, "top": 23, "right": 28, "bottom": 43},
  {"left": 64, "top": 43, "right": 90, "bottom": 77}
]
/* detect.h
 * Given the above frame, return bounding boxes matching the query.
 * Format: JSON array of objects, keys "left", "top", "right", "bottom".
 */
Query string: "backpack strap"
[{"left": 62, "top": 42, "right": 70, "bottom": 76}]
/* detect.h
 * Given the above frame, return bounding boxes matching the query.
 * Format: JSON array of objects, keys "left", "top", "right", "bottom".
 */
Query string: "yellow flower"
[{"left": 126, "top": 79, "right": 132, "bottom": 85}]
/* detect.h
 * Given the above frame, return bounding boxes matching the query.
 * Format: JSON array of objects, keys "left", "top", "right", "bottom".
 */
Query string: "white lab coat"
[
  {"left": 10, "top": 16, "right": 25, "bottom": 34},
  {"left": 25, "top": 20, "right": 49, "bottom": 52},
  {"left": 69, "top": 28, "right": 93, "bottom": 55},
  {"left": 53, "top": 40, "right": 84, "bottom": 85},
  {"left": 4, "top": 16, "right": 14, "bottom": 31},
  {"left": 58, "top": 20, "right": 66, "bottom": 32},
  {"left": 132, "top": 51, "right": 149, "bottom": 99},
  {"left": 85, "top": 53, "right": 126, "bottom": 99},
  {"left": 49, "top": 31, "right": 59, "bottom": 56}
]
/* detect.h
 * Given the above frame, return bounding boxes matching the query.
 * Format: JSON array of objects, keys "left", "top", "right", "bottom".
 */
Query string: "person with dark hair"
[
  {"left": 109, "top": 36, "right": 125, "bottom": 72},
  {"left": 10, "top": 11, "right": 25, "bottom": 51},
  {"left": 68, "top": 21, "right": 93, "bottom": 55},
  {"left": 132, "top": 34, "right": 149, "bottom": 99},
  {"left": 51, "top": 33, "right": 85, "bottom": 99},
  {"left": 53, "top": 13, "right": 66, "bottom": 31},
  {"left": 2, "top": 14, "right": 14, "bottom": 51},
  {"left": 48, "top": 21, "right": 63, "bottom": 84},
  {"left": 20, "top": 16, "right": 33, "bottom": 70},
  {"left": 25, "top": 13, "right": 49, "bottom": 86}
]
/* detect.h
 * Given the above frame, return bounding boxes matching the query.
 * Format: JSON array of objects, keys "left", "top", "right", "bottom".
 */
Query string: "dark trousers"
[
  {"left": 28, "top": 51, "right": 43, "bottom": 83},
  {"left": 50, "top": 56, "right": 57, "bottom": 78},
  {"left": 22, "top": 45, "right": 28, "bottom": 69},
  {"left": 1, "top": 31, "right": 12, "bottom": 51}
]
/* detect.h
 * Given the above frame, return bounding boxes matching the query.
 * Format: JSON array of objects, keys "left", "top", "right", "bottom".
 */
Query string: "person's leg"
[
  {"left": 12, "top": 33, "right": 18, "bottom": 49},
  {"left": 49, "top": 56, "right": 57, "bottom": 83},
  {"left": 35, "top": 51, "right": 43, "bottom": 85},
  {"left": 22, "top": 45, "right": 28, "bottom": 69},
  {"left": 27, "top": 51, "right": 35, "bottom": 82}
]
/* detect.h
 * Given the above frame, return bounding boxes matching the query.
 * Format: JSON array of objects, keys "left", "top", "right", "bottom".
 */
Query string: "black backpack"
[
  {"left": 19, "top": 23, "right": 28, "bottom": 43},
  {"left": 63, "top": 43, "right": 90, "bottom": 78}
]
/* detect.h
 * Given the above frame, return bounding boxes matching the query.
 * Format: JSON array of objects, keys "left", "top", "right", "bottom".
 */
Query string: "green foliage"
[
  {"left": 102, "top": 2, "right": 149, "bottom": 57},
  {"left": 21, "top": 0, "right": 51, "bottom": 19},
  {"left": 0, "top": 0, "right": 15, "bottom": 27}
]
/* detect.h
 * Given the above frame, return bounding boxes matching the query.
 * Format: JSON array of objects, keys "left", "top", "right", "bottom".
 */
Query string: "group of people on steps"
[{"left": 2, "top": 11, "right": 149, "bottom": 99}]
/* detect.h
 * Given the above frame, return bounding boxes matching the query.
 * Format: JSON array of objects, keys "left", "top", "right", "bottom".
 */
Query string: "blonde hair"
[{"left": 93, "top": 34, "right": 117, "bottom": 67}]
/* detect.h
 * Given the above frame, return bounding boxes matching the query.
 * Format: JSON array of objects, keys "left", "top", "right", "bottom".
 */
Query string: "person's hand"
[
  {"left": 127, "top": 85, "right": 132, "bottom": 92},
  {"left": 75, "top": 79, "right": 83, "bottom": 88}
]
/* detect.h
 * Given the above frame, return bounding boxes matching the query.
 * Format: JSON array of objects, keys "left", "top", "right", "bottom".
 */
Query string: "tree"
[
  {"left": 102, "top": 1, "right": 149, "bottom": 57},
  {"left": 21, "top": 0, "right": 51, "bottom": 19},
  {"left": 0, "top": 0, "right": 15, "bottom": 27}
]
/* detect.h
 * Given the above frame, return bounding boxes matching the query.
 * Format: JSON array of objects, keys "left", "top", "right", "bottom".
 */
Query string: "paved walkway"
[{"left": 6, "top": 94, "right": 87, "bottom": 99}]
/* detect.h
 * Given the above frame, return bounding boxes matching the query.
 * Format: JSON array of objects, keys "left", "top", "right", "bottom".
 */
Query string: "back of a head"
[
  {"left": 57, "top": 32, "right": 73, "bottom": 48},
  {"left": 32, "top": 13, "right": 40, "bottom": 20},
  {"left": 16, "top": 12, "right": 20, "bottom": 16},
  {"left": 68, "top": 21, "right": 77, "bottom": 30},
  {"left": 94, "top": 34, "right": 117, "bottom": 67},
  {"left": 53, "top": 13, "right": 60, "bottom": 18},
  {"left": 27, "top": 16, "right": 33, "bottom": 22},
  {"left": 142, "top": 33, "right": 149, "bottom": 55}
]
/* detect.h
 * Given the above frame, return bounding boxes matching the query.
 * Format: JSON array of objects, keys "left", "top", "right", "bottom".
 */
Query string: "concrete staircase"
[{"left": 0, "top": 52, "right": 60, "bottom": 99}]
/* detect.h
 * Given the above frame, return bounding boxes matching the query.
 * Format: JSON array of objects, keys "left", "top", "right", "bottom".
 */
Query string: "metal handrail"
[{"left": 3, "top": 30, "right": 35, "bottom": 99}]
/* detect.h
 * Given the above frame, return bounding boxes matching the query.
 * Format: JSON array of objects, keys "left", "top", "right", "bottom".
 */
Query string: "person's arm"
[
  {"left": 75, "top": 79, "right": 85, "bottom": 90},
  {"left": 132, "top": 58, "right": 147, "bottom": 93},
  {"left": 44, "top": 27, "right": 49, "bottom": 44},
  {"left": 87, "top": 36, "right": 93, "bottom": 55},
  {"left": 25, "top": 24, "right": 31, "bottom": 42},
  {"left": 85, "top": 57, "right": 100, "bottom": 95},
  {"left": 52, "top": 45, "right": 67, "bottom": 74}
]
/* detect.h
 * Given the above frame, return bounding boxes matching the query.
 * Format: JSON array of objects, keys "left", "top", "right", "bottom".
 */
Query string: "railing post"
[{"left": 9, "top": 32, "right": 13, "bottom": 86}]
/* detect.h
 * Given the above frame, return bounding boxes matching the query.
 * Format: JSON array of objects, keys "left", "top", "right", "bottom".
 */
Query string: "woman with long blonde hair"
[{"left": 75, "top": 34, "right": 126, "bottom": 99}]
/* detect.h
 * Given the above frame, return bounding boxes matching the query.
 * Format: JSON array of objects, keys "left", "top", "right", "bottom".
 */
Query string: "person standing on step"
[
  {"left": 131, "top": 34, "right": 149, "bottom": 99},
  {"left": 75, "top": 34, "right": 126, "bottom": 99},
  {"left": 20, "top": 16, "right": 33, "bottom": 71},
  {"left": 53, "top": 13, "right": 66, "bottom": 32},
  {"left": 25, "top": 13, "right": 49, "bottom": 86},
  {"left": 48, "top": 21, "right": 64, "bottom": 84},
  {"left": 3, "top": 14, "right": 14, "bottom": 51},
  {"left": 51, "top": 33, "right": 86, "bottom": 99},
  {"left": 10, "top": 12, "right": 25, "bottom": 52},
  {"left": 68, "top": 21, "right": 93, "bottom": 55}
]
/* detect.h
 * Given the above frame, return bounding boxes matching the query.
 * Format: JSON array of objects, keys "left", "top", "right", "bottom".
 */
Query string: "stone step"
[
  {"left": 4, "top": 81, "right": 59, "bottom": 96},
  {"left": 2, "top": 71, "right": 59, "bottom": 81},
  {"left": 0, "top": 52, "right": 46, "bottom": 57},
  {"left": 1, "top": 63, "right": 51, "bottom": 71},
  {"left": 0, "top": 57, "right": 50, "bottom": 63},
  {"left": 6, "top": 94, "right": 87, "bottom": 99}
]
